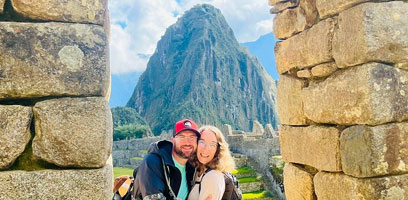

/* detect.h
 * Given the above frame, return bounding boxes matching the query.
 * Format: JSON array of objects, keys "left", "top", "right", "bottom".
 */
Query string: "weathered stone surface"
[
  {"left": 303, "top": 62, "right": 408, "bottom": 125},
  {"left": 269, "top": 0, "right": 286, "bottom": 6},
  {"left": 273, "top": 0, "right": 318, "bottom": 39},
  {"left": 0, "top": 0, "right": 4, "bottom": 14},
  {"left": 33, "top": 97, "right": 112, "bottom": 168},
  {"left": 0, "top": 106, "right": 32, "bottom": 170},
  {"left": 316, "top": 0, "right": 368, "bottom": 19},
  {"left": 311, "top": 62, "right": 337, "bottom": 77},
  {"left": 297, "top": 69, "right": 312, "bottom": 78},
  {"left": 314, "top": 172, "right": 408, "bottom": 200},
  {"left": 270, "top": 0, "right": 299, "bottom": 14},
  {"left": 396, "top": 62, "right": 408, "bottom": 71},
  {"left": 341, "top": 123, "right": 408, "bottom": 178},
  {"left": 0, "top": 22, "right": 109, "bottom": 100},
  {"left": 275, "top": 18, "right": 334, "bottom": 74},
  {"left": 280, "top": 125, "right": 342, "bottom": 171},
  {"left": 284, "top": 163, "right": 316, "bottom": 200},
  {"left": 11, "top": 0, "right": 107, "bottom": 25},
  {"left": 333, "top": 2, "right": 408, "bottom": 68},
  {"left": 0, "top": 162, "right": 113, "bottom": 199},
  {"left": 252, "top": 120, "right": 264, "bottom": 134},
  {"left": 277, "top": 75, "right": 307, "bottom": 125}
]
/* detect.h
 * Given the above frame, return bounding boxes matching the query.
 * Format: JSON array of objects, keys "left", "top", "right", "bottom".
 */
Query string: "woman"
[{"left": 188, "top": 125, "right": 236, "bottom": 200}]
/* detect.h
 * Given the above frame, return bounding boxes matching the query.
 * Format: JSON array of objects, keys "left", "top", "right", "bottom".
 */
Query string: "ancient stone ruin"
[
  {"left": 271, "top": 0, "right": 408, "bottom": 199},
  {"left": 0, "top": 0, "right": 112, "bottom": 199}
]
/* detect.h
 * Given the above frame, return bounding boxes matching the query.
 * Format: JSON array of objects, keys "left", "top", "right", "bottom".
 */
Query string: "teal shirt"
[{"left": 172, "top": 155, "right": 188, "bottom": 200}]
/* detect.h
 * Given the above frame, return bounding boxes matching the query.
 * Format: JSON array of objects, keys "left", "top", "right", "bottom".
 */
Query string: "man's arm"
[{"left": 136, "top": 153, "right": 167, "bottom": 198}]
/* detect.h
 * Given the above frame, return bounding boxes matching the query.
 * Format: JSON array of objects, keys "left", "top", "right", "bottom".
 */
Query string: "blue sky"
[{"left": 108, "top": 0, "right": 275, "bottom": 75}]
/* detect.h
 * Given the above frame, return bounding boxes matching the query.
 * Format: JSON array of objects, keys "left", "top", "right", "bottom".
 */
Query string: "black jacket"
[{"left": 133, "top": 140, "right": 196, "bottom": 200}]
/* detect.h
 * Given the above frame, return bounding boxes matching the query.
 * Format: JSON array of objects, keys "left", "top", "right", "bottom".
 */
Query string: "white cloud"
[{"left": 109, "top": 0, "right": 274, "bottom": 74}]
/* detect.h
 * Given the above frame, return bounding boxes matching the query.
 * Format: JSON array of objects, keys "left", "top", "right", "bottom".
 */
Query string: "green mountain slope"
[{"left": 127, "top": 4, "right": 279, "bottom": 134}]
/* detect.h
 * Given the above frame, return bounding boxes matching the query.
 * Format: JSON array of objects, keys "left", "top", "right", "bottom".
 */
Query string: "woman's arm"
[{"left": 199, "top": 170, "right": 225, "bottom": 200}]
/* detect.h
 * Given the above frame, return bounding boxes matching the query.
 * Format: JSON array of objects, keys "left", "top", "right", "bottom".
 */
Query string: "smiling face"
[
  {"left": 171, "top": 130, "right": 198, "bottom": 159},
  {"left": 197, "top": 129, "right": 219, "bottom": 165}
]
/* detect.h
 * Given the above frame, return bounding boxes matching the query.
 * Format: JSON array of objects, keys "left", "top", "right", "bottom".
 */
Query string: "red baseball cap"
[{"left": 174, "top": 119, "right": 200, "bottom": 137}]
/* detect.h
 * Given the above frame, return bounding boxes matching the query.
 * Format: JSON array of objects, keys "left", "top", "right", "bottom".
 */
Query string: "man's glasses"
[
  {"left": 175, "top": 135, "right": 197, "bottom": 142},
  {"left": 198, "top": 140, "right": 218, "bottom": 150}
]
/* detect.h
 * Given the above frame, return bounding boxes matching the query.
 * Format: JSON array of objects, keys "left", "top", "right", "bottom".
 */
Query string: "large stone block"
[
  {"left": 275, "top": 18, "right": 334, "bottom": 74},
  {"left": 277, "top": 75, "right": 307, "bottom": 125},
  {"left": 11, "top": 0, "right": 107, "bottom": 25},
  {"left": 33, "top": 97, "right": 112, "bottom": 168},
  {"left": 341, "top": 123, "right": 408, "bottom": 178},
  {"left": 333, "top": 2, "right": 408, "bottom": 68},
  {"left": 283, "top": 163, "right": 316, "bottom": 200},
  {"left": 316, "top": 0, "right": 368, "bottom": 19},
  {"left": 0, "top": 22, "right": 109, "bottom": 99},
  {"left": 0, "top": 162, "right": 113, "bottom": 199},
  {"left": 303, "top": 62, "right": 408, "bottom": 125},
  {"left": 314, "top": 172, "right": 408, "bottom": 200},
  {"left": 280, "top": 125, "right": 342, "bottom": 171},
  {"left": 0, "top": 106, "right": 32, "bottom": 169},
  {"left": 273, "top": 0, "right": 318, "bottom": 39}
]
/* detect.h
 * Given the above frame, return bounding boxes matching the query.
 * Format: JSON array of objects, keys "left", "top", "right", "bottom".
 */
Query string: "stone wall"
[
  {"left": 222, "top": 123, "right": 284, "bottom": 199},
  {"left": 0, "top": 0, "right": 112, "bottom": 199},
  {"left": 270, "top": 0, "right": 408, "bottom": 199},
  {"left": 113, "top": 131, "right": 171, "bottom": 168}
]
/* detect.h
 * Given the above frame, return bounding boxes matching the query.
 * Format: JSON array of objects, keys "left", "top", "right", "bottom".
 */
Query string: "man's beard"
[{"left": 174, "top": 144, "right": 195, "bottom": 159}]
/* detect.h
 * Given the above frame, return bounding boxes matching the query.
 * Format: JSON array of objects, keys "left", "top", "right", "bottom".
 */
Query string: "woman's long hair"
[{"left": 189, "top": 125, "right": 236, "bottom": 176}]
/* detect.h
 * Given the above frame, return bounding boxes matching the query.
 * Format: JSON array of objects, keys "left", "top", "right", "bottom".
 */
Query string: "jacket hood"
[{"left": 148, "top": 140, "right": 175, "bottom": 166}]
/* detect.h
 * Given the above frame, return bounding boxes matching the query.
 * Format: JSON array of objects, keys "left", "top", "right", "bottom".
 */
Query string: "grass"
[
  {"left": 232, "top": 165, "right": 256, "bottom": 175},
  {"left": 131, "top": 157, "right": 143, "bottom": 161},
  {"left": 242, "top": 190, "right": 272, "bottom": 199},
  {"left": 237, "top": 175, "right": 262, "bottom": 183},
  {"left": 140, "top": 150, "right": 148, "bottom": 154},
  {"left": 113, "top": 167, "right": 134, "bottom": 178}
]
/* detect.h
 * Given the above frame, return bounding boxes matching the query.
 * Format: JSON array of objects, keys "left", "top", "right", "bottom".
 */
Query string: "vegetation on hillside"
[{"left": 111, "top": 107, "right": 153, "bottom": 140}]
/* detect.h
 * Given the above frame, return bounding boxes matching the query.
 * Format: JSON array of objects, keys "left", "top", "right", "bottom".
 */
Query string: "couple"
[{"left": 133, "top": 119, "right": 235, "bottom": 200}]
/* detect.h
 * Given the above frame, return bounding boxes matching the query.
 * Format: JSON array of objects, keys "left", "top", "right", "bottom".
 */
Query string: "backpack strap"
[
  {"left": 198, "top": 168, "right": 213, "bottom": 193},
  {"left": 160, "top": 156, "right": 177, "bottom": 200}
]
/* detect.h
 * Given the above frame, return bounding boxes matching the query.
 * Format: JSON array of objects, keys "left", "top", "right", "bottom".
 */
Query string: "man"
[{"left": 133, "top": 119, "right": 200, "bottom": 200}]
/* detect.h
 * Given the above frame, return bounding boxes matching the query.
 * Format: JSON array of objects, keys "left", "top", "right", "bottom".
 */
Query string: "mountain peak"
[{"left": 127, "top": 5, "right": 278, "bottom": 134}]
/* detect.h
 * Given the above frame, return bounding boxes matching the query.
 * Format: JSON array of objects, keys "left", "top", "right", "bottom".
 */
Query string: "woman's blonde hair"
[{"left": 190, "top": 125, "right": 236, "bottom": 175}]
